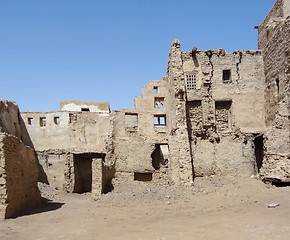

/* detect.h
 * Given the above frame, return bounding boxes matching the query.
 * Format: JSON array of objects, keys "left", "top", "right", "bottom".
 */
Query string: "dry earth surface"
[{"left": 1, "top": 176, "right": 290, "bottom": 240}]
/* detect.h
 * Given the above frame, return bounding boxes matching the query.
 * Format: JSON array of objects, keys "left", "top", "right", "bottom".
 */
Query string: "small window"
[
  {"left": 40, "top": 117, "right": 46, "bottom": 127},
  {"left": 69, "top": 113, "right": 77, "bottom": 123},
  {"left": 186, "top": 74, "right": 196, "bottom": 90},
  {"left": 154, "top": 115, "right": 166, "bottom": 127},
  {"left": 54, "top": 117, "right": 60, "bottom": 125},
  {"left": 81, "top": 108, "right": 90, "bottom": 112},
  {"left": 153, "top": 86, "right": 158, "bottom": 94},
  {"left": 223, "top": 70, "right": 232, "bottom": 83},
  {"left": 154, "top": 97, "right": 164, "bottom": 110},
  {"left": 28, "top": 118, "right": 34, "bottom": 126}
]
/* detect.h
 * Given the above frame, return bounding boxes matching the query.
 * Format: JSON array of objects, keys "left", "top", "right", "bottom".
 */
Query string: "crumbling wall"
[
  {"left": 20, "top": 111, "right": 110, "bottom": 152},
  {"left": 105, "top": 76, "right": 170, "bottom": 184},
  {"left": 165, "top": 40, "right": 266, "bottom": 181},
  {"left": 260, "top": 17, "right": 290, "bottom": 182},
  {"left": 0, "top": 101, "right": 22, "bottom": 139},
  {"left": 60, "top": 100, "right": 110, "bottom": 114},
  {"left": 258, "top": 0, "right": 290, "bottom": 49},
  {"left": 0, "top": 133, "right": 41, "bottom": 219},
  {"left": 166, "top": 40, "right": 194, "bottom": 186},
  {"left": 192, "top": 135, "right": 257, "bottom": 177}
]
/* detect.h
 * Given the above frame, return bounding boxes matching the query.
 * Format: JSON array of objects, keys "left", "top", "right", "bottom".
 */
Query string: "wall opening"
[
  {"left": 153, "top": 86, "right": 158, "bottom": 94},
  {"left": 254, "top": 135, "right": 264, "bottom": 172},
  {"left": 186, "top": 74, "right": 196, "bottom": 90},
  {"left": 40, "top": 117, "right": 46, "bottom": 127},
  {"left": 54, "top": 117, "right": 60, "bottom": 125},
  {"left": 69, "top": 113, "right": 77, "bottom": 123},
  {"left": 73, "top": 154, "right": 93, "bottom": 193},
  {"left": 81, "top": 108, "right": 90, "bottom": 112},
  {"left": 134, "top": 172, "right": 152, "bottom": 182},
  {"left": 272, "top": 182, "right": 290, "bottom": 187},
  {"left": 151, "top": 144, "right": 168, "bottom": 170},
  {"left": 28, "top": 118, "right": 34, "bottom": 126},
  {"left": 154, "top": 97, "right": 164, "bottom": 110},
  {"left": 154, "top": 115, "right": 166, "bottom": 127},
  {"left": 223, "top": 70, "right": 232, "bottom": 83},
  {"left": 275, "top": 78, "right": 280, "bottom": 95}
]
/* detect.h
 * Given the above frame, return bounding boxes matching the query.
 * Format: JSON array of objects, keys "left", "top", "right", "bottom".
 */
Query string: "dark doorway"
[
  {"left": 73, "top": 153, "right": 103, "bottom": 194},
  {"left": 254, "top": 135, "right": 264, "bottom": 172},
  {"left": 151, "top": 144, "right": 168, "bottom": 170}
]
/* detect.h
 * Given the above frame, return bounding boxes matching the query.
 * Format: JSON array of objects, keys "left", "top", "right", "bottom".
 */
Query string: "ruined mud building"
[{"left": 0, "top": 0, "right": 289, "bottom": 218}]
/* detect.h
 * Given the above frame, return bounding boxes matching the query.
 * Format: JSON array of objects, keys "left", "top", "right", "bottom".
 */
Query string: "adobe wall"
[
  {"left": 166, "top": 40, "right": 265, "bottom": 182},
  {"left": 60, "top": 100, "right": 110, "bottom": 114},
  {"left": 20, "top": 111, "right": 110, "bottom": 152},
  {"left": 260, "top": 17, "right": 290, "bottom": 182},
  {"left": 0, "top": 100, "right": 33, "bottom": 147},
  {"left": 105, "top": 77, "right": 170, "bottom": 184},
  {"left": 0, "top": 133, "right": 41, "bottom": 219},
  {"left": 258, "top": 0, "right": 288, "bottom": 49}
]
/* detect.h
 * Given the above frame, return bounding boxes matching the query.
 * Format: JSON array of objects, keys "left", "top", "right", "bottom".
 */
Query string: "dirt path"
[{"left": 1, "top": 177, "right": 290, "bottom": 240}]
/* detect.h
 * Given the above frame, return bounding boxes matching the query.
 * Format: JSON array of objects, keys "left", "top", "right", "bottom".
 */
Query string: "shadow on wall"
[{"left": 19, "top": 115, "right": 49, "bottom": 184}]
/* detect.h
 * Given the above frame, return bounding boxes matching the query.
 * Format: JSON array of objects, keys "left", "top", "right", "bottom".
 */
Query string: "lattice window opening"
[{"left": 186, "top": 75, "right": 197, "bottom": 90}]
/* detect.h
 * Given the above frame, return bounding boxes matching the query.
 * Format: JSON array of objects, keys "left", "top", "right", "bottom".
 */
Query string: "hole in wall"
[
  {"left": 254, "top": 135, "right": 264, "bottom": 172},
  {"left": 134, "top": 172, "right": 152, "bottom": 182}
]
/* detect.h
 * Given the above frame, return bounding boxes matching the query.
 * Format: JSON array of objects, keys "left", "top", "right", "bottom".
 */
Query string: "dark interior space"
[
  {"left": 254, "top": 135, "right": 264, "bottom": 172},
  {"left": 272, "top": 182, "right": 290, "bottom": 187},
  {"left": 73, "top": 153, "right": 103, "bottom": 194},
  {"left": 151, "top": 144, "right": 163, "bottom": 170},
  {"left": 134, "top": 172, "right": 152, "bottom": 182}
]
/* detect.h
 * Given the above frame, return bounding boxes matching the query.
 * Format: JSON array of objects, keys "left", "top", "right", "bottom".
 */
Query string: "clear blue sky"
[{"left": 0, "top": 0, "right": 276, "bottom": 112}]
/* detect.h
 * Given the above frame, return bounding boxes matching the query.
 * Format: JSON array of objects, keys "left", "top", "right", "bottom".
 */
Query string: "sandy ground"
[{"left": 1, "top": 176, "right": 290, "bottom": 240}]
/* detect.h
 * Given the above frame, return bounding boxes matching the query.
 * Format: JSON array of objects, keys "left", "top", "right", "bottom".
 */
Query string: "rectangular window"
[
  {"left": 186, "top": 74, "right": 196, "bottom": 90},
  {"left": 223, "top": 70, "right": 232, "bottom": 83},
  {"left": 125, "top": 113, "right": 138, "bottom": 131},
  {"left": 81, "top": 108, "right": 90, "bottom": 112},
  {"left": 154, "top": 97, "right": 164, "bottom": 110},
  {"left": 40, "top": 117, "right": 46, "bottom": 127},
  {"left": 153, "top": 86, "right": 158, "bottom": 94},
  {"left": 54, "top": 117, "right": 60, "bottom": 125},
  {"left": 154, "top": 115, "right": 166, "bottom": 127},
  {"left": 28, "top": 118, "right": 34, "bottom": 126}
]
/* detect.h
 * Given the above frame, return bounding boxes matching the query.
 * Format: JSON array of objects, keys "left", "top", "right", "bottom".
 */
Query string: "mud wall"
[
  {"left": 0, "top": 133, "right": 41, "bottom": 219},
  {"left": 21, "top": 111, "right": 110, "bottom": 153},
  {"left": 260, "top": 17, "right": 290, "bottom": 182},
  {"left": 105, "top": 77, "right": 170, "bottom": 184},
  {"left": 166, "top": 40, "right": 266, "bottom": 182}
]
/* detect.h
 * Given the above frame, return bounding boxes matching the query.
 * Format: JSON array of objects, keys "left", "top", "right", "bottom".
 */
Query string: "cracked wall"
[
  {"left": 259, "top": 15, "right": 290, "bottom": 182},
  {"left": 166, "top": 40, "right": 265, "bottom": 180},
  {"left": 0, "top": 101, "right": 41, "bottom": 219},
  {"left": 105, "top": 77, "right": 171, "bottom": 185},
  {"left": 20, "top": 110, "right": 111, "bottom": 194}
]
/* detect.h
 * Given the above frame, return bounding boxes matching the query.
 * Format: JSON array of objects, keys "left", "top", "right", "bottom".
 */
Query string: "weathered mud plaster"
[
  {"left": 259, "top": 9, "right": 290, "bottom": 182},
  {"left": 60, "top": 100, "right": 110, "bottom": 115},
  {"left": 2, "top": 1, "right": 288, "bottom": 203},
  {"left": 0, "top": 101, "right": 41, "bottom": 219}
]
